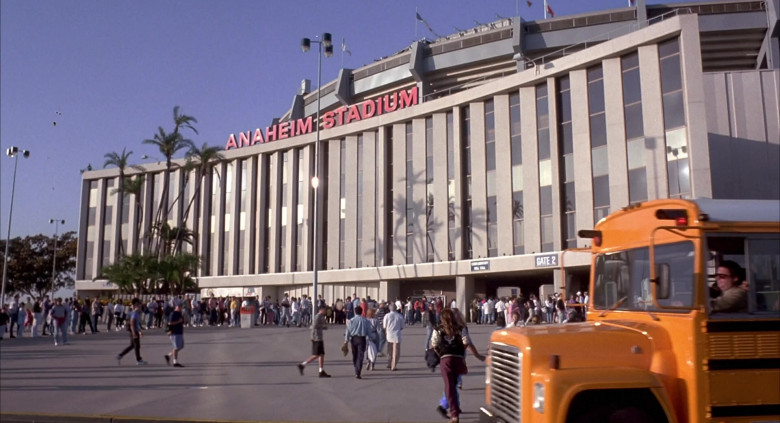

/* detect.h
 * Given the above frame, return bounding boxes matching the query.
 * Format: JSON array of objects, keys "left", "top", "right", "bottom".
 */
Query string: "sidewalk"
[{"left": 0, "top": 321, "right": 497, "bottom": 423}]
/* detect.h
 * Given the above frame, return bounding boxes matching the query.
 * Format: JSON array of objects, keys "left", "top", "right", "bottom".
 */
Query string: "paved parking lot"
[{"left": 0, "top": 321, "right": 496, "bottom": 423}]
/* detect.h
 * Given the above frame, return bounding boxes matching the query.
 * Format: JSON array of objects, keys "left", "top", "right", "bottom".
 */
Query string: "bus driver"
[{"left": 710, "top": 260, "right": 748, "bottom": 313}]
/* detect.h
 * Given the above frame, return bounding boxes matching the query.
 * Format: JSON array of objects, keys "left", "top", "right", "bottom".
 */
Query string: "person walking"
[
  {"left": 49, "top": 298, "right": 69, "bottom": 346},
  {"left": 8, "top": 294, "right": 20, "bottom": 338},
  {"left": 344, "top": 305, "right": 371, "bottom": 379},
  {"left": 0, "top": 305, "right": 9, "bottom": 340},
  {"left": 116, "top": 298, "right": 147, "bottom": 366},
  {"left": 297, "top": 306, "right": 331, "bottom": 378},
  {"left": 165, "top": 303, "right": 185, "bottom": 367},
  {"left": 430, "top": 308, "right": 485, "bottom": 423},
  {"left": 383, "top": 303, "right": 405, "bottom": 370}
]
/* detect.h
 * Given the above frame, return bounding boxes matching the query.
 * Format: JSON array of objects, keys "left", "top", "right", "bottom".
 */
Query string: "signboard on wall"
[
  {"left": 534, "top": 253, "right": 559, "bottom": 268},
  {"left": 471, "top": 260, "right": 490, "bottom": 271}
]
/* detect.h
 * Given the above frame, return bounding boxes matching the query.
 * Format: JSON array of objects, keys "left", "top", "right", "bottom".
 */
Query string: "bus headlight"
[{"left": 532, "top": 383, "right": 545, "bottom": 413}]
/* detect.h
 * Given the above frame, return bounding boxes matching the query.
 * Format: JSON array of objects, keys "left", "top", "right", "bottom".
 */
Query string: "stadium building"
[{"left": 76, "top": 0, "right": 779, "bottom": 309}]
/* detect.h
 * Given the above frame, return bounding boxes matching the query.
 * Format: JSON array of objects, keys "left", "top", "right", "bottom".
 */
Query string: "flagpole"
[
  {"left": 544, "top": 0, "right": 548, "bottom": 19},
  {"left": 415, "top": 7, "right": 419, "bottom": 40}
]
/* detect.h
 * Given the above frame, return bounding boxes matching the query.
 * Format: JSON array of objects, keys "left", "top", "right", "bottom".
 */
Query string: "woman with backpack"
[{"left": 430, "top": 308, "right": 485, "bottom": 423}]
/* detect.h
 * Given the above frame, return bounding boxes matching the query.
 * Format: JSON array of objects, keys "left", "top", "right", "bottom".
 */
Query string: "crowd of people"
[{"left": 469, "top": 291, "right": 589, "bottom": 327}]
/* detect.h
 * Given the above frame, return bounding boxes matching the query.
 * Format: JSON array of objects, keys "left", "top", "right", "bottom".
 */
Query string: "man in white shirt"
[
  {"left": 382, "top": 303, "right": 405, "bottom": 371},
  {"left": 495, "top": 297, "right": 506, "bottom": 326}
]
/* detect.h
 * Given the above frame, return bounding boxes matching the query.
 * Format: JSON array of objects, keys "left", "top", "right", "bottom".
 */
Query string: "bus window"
[
  {"left": 706, "top": 235, "right": 780, "bottom": 315},
  {"left": 592, "top": 241, "right": 694, "bottom": 311},
  {"left": 747, "top": 238, "right": 780, "bottom": 313}
]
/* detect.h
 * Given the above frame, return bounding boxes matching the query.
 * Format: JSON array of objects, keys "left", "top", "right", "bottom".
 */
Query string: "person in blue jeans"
[{"left": 433, "top": 308, "right": 482, "bottom": 421}]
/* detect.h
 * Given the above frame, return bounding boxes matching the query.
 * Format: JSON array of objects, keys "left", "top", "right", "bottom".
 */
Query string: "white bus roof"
[{"left": 692, "top": 198, "right": 780, "bottom": 223}]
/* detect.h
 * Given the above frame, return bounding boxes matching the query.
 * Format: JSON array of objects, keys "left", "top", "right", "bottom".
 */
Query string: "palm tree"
[
  {"left": 182, "top": 143, "right": 224, "bottom": 258},
  {"left": 149, "top": 222, "right": 195, "bottom": 257},
  {"left": 104, "top": 148, "right": 133, "bottom": 257},
  {"left": 121, "top": 175, "right": 146, "bottom": 252},
  {"left": 142, "top": 107, "right": 197, "bottom": 253}
]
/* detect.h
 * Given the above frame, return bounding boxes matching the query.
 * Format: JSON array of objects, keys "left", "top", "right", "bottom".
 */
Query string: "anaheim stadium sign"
[{"left": 225, "top": 86, "right": 419, "bottom": 150}]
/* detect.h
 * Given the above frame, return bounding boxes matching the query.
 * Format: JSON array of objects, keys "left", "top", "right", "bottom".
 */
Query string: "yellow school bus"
[{"left": 480, "top": 198, "right": 780, "bottom": 423}]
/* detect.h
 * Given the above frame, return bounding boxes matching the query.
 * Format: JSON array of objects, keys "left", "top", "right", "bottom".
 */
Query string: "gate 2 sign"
[{"left": 534, "top": 253, "right": 559, "bottom": 268}]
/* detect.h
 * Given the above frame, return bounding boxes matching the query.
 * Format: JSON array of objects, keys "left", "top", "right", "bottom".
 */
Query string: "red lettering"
[
  {"left": 334, "top": 106, "right": 347, "bottom": 126},
  {"left": 375, "top": 98, "right": 383, "bottom": 115},
  {"left": 322, "top": 111, "right": 335, "bottom": 129},
  {"left": 266, "top": 124, "right": 278, "bottom": 142},
  {"left": 278, "top": 121, "right": 290, "bottom": 139},
  {"left": 346, "top": 105, "right": 361, "bottom": 124},
  {"left": 253, "top": 128, "right": 265, "bottom": 144},
  {"left": 296, "top": 117, "right": 313, "bottom": 135},
  {"left": 361, "top": 100, "right": 376, "bottom": 119},
  {"left": 384, "top": 92, "right": 398, "bottom": 112},
  {"left": 239, "top": 131, "right": 252, "bottom": 147},
  {"left": 225, "top": 134, "right": 238, "bottom": 150},
  {"left": 399, "top": 86, "right": 418, "bottom": 108}
]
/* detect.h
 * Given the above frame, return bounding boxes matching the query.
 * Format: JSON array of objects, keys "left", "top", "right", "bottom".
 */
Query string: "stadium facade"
[{"left": 76, "top": 0, "right": 780, "bottom": 308}]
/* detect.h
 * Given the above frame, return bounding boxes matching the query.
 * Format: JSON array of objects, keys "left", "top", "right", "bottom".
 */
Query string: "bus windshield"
[{"left": 592, "top": 241, "right": 695, "bottom": 311}]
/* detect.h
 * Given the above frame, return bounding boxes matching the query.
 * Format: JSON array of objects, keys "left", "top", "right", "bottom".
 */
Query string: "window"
[
  {"left": 659, "top": 38, "right": 690, "bottom": 198},
  {"left": 537, "top": 84, "right": 553, "bottom": 252},
  {"left": 589, "top": 65, "right": 610, "bottom": 224},
  {"left": 706, "top": 235, "right": 780, "bottom": 314},
  {"left": 592, "top": 242, "right": 695, "bottom": 311},
  {"left": 510, "top": 92, "right": 524, "bottom": 254},
  {"left": 558, "top": 76, "right": 576, "bottom": 248},
  {"left": 485, "top": 100, "right": 497, "bottom": 257}
]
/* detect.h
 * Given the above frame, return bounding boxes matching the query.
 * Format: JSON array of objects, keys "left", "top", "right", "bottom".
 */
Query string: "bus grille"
[{"left": 489, "top": 343, "right": 523, "bottom": 423}]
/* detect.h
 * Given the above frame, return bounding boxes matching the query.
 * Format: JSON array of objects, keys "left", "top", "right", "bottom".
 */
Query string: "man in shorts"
[
  {"left": 297, "top": 306, "right": 330, "bottom": 378},
  {"left": 165, "top": 303, "right": 185, "bottom": 367}
]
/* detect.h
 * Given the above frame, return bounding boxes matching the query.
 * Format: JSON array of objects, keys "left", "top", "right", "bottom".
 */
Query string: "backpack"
[{"left": 435, "top": 328, "right": 466, "bottom": 357}]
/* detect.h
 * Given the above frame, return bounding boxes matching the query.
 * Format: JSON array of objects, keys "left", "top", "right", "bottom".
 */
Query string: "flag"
[
  {"left": 416, "top": 11, "right": 441, "bottom": 38},
  {"left": 629, "top": 0, "right": 635, "bottom": 4},
  {"left": 341, "top": 38, "right": 351, "bottom": 56},
  {"left": 547, "top": 3, "right": 554, "bottom": 17},
  {"left": 526, "top": 0, "right": 533, "bottom": 6}
]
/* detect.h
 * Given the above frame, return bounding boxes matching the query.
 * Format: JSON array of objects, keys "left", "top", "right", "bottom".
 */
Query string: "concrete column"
[
  {"left": 392, "top": 124, "right": 407, "bottom": 265},
  {"left": 412, "top": 118, "right": 427, "bottom": 264},
  {"left": 470, "top": 102, "right": 488, "bottom": 259},
  {"left": 375, "top": 129, "right": 388, "bottom": 266},
  {"left": 344, "top": 135, "right": 358, "bottom": 269},
  {"left": 571, "top": 69, "right": 594, "bottom": 233},
  {"left": 432, "top": 113, "right": 449, "bottom": 262},
  {"left": 455, "top": 276, "right": 475, "bottom": 321},
  {"left": 604, "top": 57, "right": 630, "bottom": 209},
  {"left": 638, "top": 44, "right": 667, "bottom": 200},
  {"left": 361, "top": 131, "right": 377, "bottom": 268},
  {"left": 380, "top": 280, "right": 400, "bottom": 304},
  {"left": 326, "top": 140, "right": 342, "bottom": 270},
  {"left": 494, "top": 94, "right": 514, "bottom": 256},
  {"left": 678, "top": 15, "right": 712, "bottom": 199},
  {"left": 521, "top": 86, "right": 541, "bottom": 253}
]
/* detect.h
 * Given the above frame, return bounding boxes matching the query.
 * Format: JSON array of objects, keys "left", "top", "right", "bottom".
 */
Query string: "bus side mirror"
[{"left": 655, "top": 263, "right": 671, "bottom": 299}]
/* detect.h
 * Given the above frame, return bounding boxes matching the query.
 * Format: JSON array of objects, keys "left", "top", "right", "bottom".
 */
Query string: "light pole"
[
  {"left": 1, "top": 146, "right": 31, "bottom": 307},
  {"left": 49, "top": 219, "right": 65, "bottom": 295},
  {"left": 301, "top": 32, "right": 333, "bottom": 305}
]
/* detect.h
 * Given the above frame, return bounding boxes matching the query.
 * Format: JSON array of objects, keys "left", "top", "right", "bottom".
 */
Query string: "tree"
[
  {"left": 142, "top": 106, "right": 197, "bottom": 254},
  {"left": 182, "top": 142, "right": 224, "bottom": 257},
  {"left": 104, "top": 147, "right": 134, "bottom": 257},
  {"left": 98, "top": 253, "right": 155, "bottom": 295},
  {"left": 0, "top": 232, "right": 77, "bottom": 298}
]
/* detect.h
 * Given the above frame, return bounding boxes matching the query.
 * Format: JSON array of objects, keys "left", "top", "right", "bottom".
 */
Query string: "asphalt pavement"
[{"left": 0, "top": 319, "right": 497, "bottom": 423}]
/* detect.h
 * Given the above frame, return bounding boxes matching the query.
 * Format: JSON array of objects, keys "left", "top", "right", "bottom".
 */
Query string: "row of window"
[{"left": 81, "top": 38, "right": 690, "bottom": 279}]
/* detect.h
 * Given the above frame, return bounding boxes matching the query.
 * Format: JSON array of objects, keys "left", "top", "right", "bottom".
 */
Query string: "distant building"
[{"left": 76, "top": 0, "right": 779, "bottom": 309}]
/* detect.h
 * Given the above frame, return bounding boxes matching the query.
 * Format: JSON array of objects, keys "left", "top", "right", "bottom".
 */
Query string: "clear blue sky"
[{"left": 1, "top": 0, "right": 677, "bottom": 238}]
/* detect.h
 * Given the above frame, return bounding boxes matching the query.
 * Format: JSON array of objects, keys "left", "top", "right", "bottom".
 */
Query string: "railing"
[{"left": 528, "top": 8, "right": 693, "bottom": 73}]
